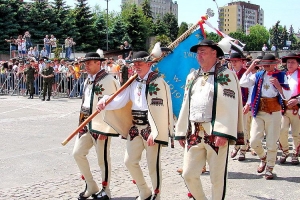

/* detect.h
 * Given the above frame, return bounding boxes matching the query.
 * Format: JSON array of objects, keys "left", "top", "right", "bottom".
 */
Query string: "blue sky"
[{"left": 60, "top": 0, "right": 299, "bottom": 32}]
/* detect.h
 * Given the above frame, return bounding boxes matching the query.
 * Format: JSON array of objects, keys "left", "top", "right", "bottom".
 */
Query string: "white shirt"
[
  {"left": 240, "top": 72, "right": 291, "bottom": 100},
  {"left": 38, "top": 63, "right": 45, "bottom": 73},
  {"left": 189, "top": 67, "right": 215, "bottom": 122},
  {"left": 287, "top": 70, "right": 298, "bottom": 97},
  {"left": 58, "top": 64, "right": 68, "bottom": 73},
  {"left": 104, "top": 69, "right": 153, "bottom": 111},
  {"left": 82, "top": 74, "right": 97, "bottom": 108}
]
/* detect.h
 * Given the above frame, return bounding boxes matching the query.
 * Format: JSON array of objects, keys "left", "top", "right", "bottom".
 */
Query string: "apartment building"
[
  {"left": 121, "top": 0, "right": 178, "bottom": 19},
  {"left": 219, "top": 1, "right": 264, "bottom": 34}
]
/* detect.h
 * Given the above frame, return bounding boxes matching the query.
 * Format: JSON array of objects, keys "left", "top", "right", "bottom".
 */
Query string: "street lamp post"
[
  {"left": 212, "top": 0, "right": 220, "bottom": 30},
  {"left": 104, "top": 0, "right": 110, "bottom": 51}
]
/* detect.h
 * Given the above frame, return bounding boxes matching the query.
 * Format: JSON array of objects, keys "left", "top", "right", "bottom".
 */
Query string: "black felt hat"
[
  {"left": 257, "top": 54, "right": 280, "bottom": 66},
  {"left": 131, "top": 51, "right": 156, "bottom": 63},
  {"left": 190, "top": 39, "right": 224, "bottom": 57},
  {"left": 281, "top": 53, "right": 300, "bottom": 63},
  {"left": 226, "top": 53, "right": 247, "bottom": 61},
  {"left": 81, "top": 52, "right": 106, "bottom": 62}
]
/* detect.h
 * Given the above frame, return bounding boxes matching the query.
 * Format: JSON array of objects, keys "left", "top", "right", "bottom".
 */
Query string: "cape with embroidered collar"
[
  {"left": 80, "top": 70, "right": 121, "bottom": 136},
  {"left": 175, "top": 64, "right": 244, "bottom": 145},
  {"left": 102, "top": 72, "right": 174, "bottom": 147}
]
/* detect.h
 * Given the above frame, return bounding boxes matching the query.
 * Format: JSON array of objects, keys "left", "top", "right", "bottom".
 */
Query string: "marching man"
[
  {"left": 240, "top": 54, "right": 291, "bottom": 180},
  {"left": 73, "top": 52, "right": 120, "bottom": 200},
  {"left": 227, "top": 53, "right": 250, "bottom": 161},
  {"left": 175, "top": 39, "right": 244, "bottom": 200},
  {"left": 279, "top": 53, "right": 300, "bottom": 165},
  {"left": 97, "top": 51, "right": 173, "bottom": 200}
]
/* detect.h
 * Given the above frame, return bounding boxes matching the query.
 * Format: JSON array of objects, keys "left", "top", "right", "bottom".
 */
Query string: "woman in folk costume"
[
  {"left": 279, "top": 53, "right": 300, "bottom": 165},
  {"left": 97, "top": 51, "right": 173, "bottom": 200},
  {"left": 175, "top": 39, "right": 244, "bottom": 200},
  {"left": 73, "top": 52, "right": 120, "bottom": 200},
  {"left": 240, "top": 54, "right": 291, "bottom": 180}
]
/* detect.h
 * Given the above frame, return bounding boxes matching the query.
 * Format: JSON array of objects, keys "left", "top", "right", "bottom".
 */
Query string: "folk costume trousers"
[
  {"left": 73, "top": 132, "right": 111, "bottom": 197},
  {"left": 250, "top": 111, "right": 281, "bottom": 167},
  {"left": 279, "top": 110, "right": 300, "bottom": 155},
  {"left": 124, "top": 125, "right": 162, "bottom": 200},
  {"left": 235, "top": 112, "right": 252, "bottom": 151},
  {"left": 182, "top": 122, "right": 229, "bottom": 200}
]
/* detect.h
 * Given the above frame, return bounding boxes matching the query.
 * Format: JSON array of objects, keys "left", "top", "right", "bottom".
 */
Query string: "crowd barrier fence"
[{"left": 0, "top": 72, "right": 87, "bottom": 99}]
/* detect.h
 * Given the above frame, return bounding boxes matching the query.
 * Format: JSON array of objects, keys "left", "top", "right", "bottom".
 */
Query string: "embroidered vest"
[{"left": 251, "top": 70, "right": 289, "bottom": 117}]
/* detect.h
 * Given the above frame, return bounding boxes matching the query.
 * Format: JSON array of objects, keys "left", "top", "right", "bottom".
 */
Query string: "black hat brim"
[
  {"left": 190, "top": 44, "right": 224, "bottom": 57},
  {"left": 281, "top": 56, "right": 300, "bottom": 63}
]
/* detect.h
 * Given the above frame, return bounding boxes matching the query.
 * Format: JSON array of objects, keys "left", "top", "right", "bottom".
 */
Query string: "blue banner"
[{"left": 153, "top": 29, "right": 204, "bottom": 118}]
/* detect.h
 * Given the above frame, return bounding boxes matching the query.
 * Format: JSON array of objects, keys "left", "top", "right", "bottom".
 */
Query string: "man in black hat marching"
[
  {"left": 97, "top": 51, "right": 173, "bottom": 200},
  {"left": 72, "top": 52, "right": 120, "bottom": 200},
  {"left": 175, "top": 39, "right": 244, "bottom": 200},
  {"left": 227, "top": 53, "right": 251, "bottom": 161},
  {"left": 278, "top": 53, "right": 300, "bottom": 165},
  {"left": 240, "top": 54, "right": 291, "bottom": 180}
]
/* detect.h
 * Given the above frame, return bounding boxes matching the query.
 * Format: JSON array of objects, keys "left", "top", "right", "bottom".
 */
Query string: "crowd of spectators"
[{"left": 5, "top": 31, "right": 76, "bottom": 60}]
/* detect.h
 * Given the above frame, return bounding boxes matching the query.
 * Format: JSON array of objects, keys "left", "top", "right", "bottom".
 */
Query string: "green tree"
[
  {"left": 24, "top": 1, "right": 57, "bottom": 47},
  {"left": 148, "top": 34, "right": 172, "bottom": 52},
  {"left": 73, "top": 0, "right": 96, "bottom": 51},
  {"left": 93, "top": 11, "right": 109, "bottom": 50},
  {"left": 123, "top": 4, "right": 148, "bottom": 50},
  {"left": 177, "top": 22, "right": 188, "bottom": 38},
  {"left": 153, "top": 16, "right": 168, "bottom": 36},
  {"left": 162, "top": 13, "right": 178, "bottom": 41},
  {"left": 51, "top": 0, "right": 77, "bottom": 42},
  {"left": 206, "top": 32, "right": 222, "bottom": 43},
  {"left": 109, "top": 15, "right": 128, "bottom": 50},
  {"left": 246, "top": 24, "right": 269, "bottom": 51},
  {"left": 281, "top": 25, "right": 289, "bottom": 49},
  {"left": 141, "top": 0, "right": 152, "bottom": 20},
  {"left": 0, "top": 0, "right": 22, "bottom": 53},
  {"left": 288, "top": 25, "right": 298, "bottom": 50}
]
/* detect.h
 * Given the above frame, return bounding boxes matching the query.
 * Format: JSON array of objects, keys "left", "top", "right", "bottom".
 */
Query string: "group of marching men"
[{"left": 70, "top": 38, "right": 300, "bottom": 200}]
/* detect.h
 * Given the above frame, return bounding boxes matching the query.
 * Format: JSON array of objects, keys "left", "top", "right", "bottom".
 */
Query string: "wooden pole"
[{"left": 61, "top": 74, "right": 138, "bottom": 146}]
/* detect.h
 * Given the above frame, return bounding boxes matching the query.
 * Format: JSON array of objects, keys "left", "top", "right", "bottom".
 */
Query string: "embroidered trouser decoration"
[
  {"left": 193, "top": 122, "right": 219, "bottom": 154},
  {"left": 129, "top": 126, "right": 139, "bottom": 141},
  {"left": 141, "top": 125, "right": 151, "bottom": 141},
  {"left": 187, "top": 123, "right": 202, "bottom": 151}
]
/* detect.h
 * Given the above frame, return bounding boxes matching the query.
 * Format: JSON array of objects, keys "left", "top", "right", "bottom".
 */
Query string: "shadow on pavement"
[
  {"left": 228, "top": 171, "right": 262, "bottom": 179},
  {"left": 248, "top": 195, "right": 276, "bottom": 200}
]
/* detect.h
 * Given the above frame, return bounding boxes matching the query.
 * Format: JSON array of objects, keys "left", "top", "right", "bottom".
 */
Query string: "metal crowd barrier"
[{"left": 0, "top": 72, "right": 87, "bottom": 98}]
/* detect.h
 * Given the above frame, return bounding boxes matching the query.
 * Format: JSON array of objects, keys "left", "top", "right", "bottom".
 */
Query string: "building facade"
[
  {"left": 219, "top": 1, "right": 264, "bottom": 34},
  {"left": 121, "top": 0, "right": 178, "bottom": 20}
]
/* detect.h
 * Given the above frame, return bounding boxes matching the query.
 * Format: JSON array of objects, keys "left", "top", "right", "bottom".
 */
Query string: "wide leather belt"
[
  {"left": 258, "top": 97, "right": 281, "bottom": 113},
  {"left": 132, "top": 110, "right": 149, "bottom": 125}
]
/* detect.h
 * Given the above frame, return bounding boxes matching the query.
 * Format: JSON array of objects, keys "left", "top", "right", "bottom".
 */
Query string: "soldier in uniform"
[
  {"left": 97, "top": 51, "right": 173, "bottom": 200},
  {"left": 41, "top": 60, "right": 54, "bottom": 101},
  {"left": 24, "top": 61, "right": 37, "bottom": 99},
  {"left": 279, "top": 53, "right": 300, "bottom": 165},
  {"left": 73, "top": 52, "right": 120, "bottom": 200}
]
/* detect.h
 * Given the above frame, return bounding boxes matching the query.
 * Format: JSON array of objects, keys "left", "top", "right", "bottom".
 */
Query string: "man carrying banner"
[
  {"left": 73, "top": 52, "right": 120, "bottom": 200},
  {"left": 97, "top": 51, "right": 173, "bottom": 200},
  {"left": 240, "top": 54, "right": 291, "bottom": 180},
  {"left": 279, "top": 53, "right": 300, "bottom": 165},
  {"left": 175, "top": 39, "right": 244, "bottom": 200}
]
